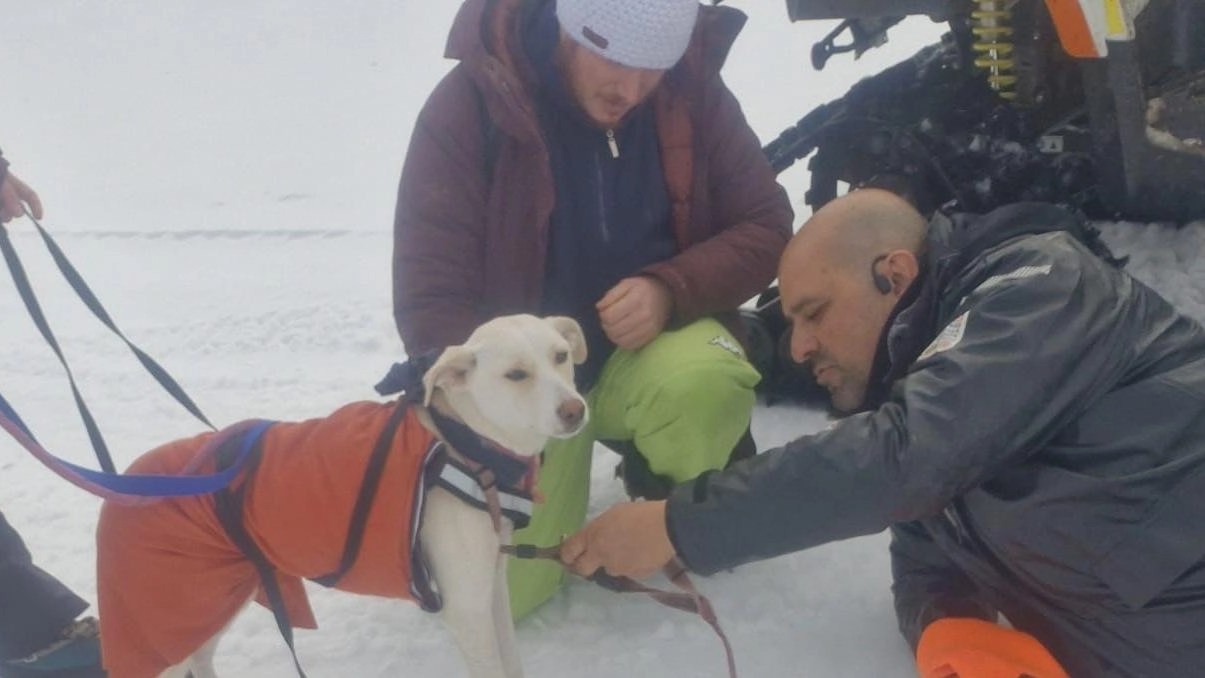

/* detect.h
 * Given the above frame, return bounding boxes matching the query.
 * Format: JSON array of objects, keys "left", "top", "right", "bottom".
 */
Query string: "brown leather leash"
[
  {"left": 423, "top": 411, "right": 737, "bottom": 677},
  {"left": 501, "top": 542, "right": 738, "bottom": 678}
]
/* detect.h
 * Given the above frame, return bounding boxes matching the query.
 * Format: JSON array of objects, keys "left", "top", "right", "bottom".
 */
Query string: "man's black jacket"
[{"left": 667, "top": 203, "right": 1205, "bottom": 676}]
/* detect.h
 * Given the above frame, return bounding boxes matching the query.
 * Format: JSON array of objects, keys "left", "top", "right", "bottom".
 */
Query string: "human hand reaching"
[
  {"left": 560, "top": 500, "right": 676, "bottom": 580},
  {"left": 1, "top": 171, "right": 43, "bottom": 224}
]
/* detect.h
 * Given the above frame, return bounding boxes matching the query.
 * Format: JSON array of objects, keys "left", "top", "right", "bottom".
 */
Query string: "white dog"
[{"left": 96, "top": 314, "right": 588, "bottom": 678}]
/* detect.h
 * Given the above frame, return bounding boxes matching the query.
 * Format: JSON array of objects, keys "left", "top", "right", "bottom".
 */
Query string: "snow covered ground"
[{"left": 2, "top": 2, "right": 1203, "bottom": 677}]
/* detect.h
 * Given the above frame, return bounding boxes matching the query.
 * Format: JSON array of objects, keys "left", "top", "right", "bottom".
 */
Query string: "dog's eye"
[
  {"left": 505, "top": 369, "right": 529, "bottom": 382},
  {"left": 554, "top": 350, "right": 568, "bottom": 364}
]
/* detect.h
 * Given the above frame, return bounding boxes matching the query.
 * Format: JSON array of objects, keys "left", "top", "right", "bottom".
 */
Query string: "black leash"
[
  {"left": 0, "top": 210, "right": 214, "bottom": 473},
  {"left": 211, "top": 426, "right": 308, "bottom": 678},
  {"left": 311, "top": 401, "right": 411, "bottom": 587}
]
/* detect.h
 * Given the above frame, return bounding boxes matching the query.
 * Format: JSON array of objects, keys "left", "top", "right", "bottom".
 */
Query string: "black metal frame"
[{"left": 768, "top": 0, "right": 1205, "bottom": 222}]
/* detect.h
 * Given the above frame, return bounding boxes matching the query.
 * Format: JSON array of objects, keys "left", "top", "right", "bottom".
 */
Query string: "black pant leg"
[{"left": 0, "top": 510, "right": 87, "bottom": 660}]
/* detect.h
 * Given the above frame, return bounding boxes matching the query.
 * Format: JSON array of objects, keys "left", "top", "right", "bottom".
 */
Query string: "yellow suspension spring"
[{"left": 970, "top": 0, "right": 1017, "bottom": 100}]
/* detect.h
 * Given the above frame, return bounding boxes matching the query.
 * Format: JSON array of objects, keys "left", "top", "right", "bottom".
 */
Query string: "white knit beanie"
[{"left": 556, "top": 0, "right": 701, "bottom": 70}]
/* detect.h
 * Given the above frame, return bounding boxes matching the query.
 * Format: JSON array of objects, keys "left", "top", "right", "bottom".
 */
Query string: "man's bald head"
[
  {"left": 776, "top": 189, "right": 930, "bottom": 413},
  {"left": 783, "top": 189, "right": 929, "bottom": 277}
]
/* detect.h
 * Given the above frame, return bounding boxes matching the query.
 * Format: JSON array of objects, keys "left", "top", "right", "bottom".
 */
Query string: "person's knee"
[
  {"left": 627, "top": 363, "right": 757, "bottom": 482},
  {"left": 649, "top": 361, "right": 758, "bottom": 424}
]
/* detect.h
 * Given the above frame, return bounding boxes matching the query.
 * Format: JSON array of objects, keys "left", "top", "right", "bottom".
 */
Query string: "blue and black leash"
[
  {"left": 0, "top": 209, "right": 387, "bottom": 675},
  {"left": 0, "top": 207, "right": 247, "bottom": 499}
]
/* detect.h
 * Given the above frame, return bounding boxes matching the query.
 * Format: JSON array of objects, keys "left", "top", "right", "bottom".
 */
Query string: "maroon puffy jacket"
[{"left": 393, "top": 0, "right": 793, "bottom": 353}]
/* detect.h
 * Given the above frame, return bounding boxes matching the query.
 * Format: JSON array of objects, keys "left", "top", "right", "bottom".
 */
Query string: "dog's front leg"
[
  {"left": 491, "top": 527, "right": 523, "bottom": 678},
  {"left": 422, "top": 488, "right": 514, "bottom": 678}
]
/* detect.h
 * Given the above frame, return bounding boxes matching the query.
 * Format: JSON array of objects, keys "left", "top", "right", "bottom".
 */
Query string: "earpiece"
[{"left": 870, "top": 254, "right": 891, "bottom": 294}]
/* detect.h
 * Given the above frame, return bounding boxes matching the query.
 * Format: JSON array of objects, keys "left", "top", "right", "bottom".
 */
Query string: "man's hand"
[
  {"left": 596, "top": 276, "right": 673, "bottom": 351},
  {"left": 1, "top": 171, "right": 43, "bottom": 224},
  {"left": 561, "top": 500, "right": 677, "bottom": 580}
]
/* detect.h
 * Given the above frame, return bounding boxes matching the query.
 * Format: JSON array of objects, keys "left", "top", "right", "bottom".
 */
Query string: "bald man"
[{"left": 562, "top": 190, "right": 1205, "bottom": 677}]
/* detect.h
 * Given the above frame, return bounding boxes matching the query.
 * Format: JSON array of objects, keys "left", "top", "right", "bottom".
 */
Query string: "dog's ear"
[
  {"left": 545, "top": 315, "right": 588, "bottom": 365},
  {"left": 421, "top": 345, "right": 477, "bottom": 406}
]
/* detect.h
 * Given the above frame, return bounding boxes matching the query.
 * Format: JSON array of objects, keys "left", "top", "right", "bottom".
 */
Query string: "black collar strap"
[
  {"left": 374, "top": 353, "right": 537, "bottom": 492},
  {"left": 427, "top": 408, "right": 538, "bottom": 493},
  {"left": 429, "top": 451, "right": 535, "bottom": 530},
  {"left": 374, "top": 350, "right": 443, "bottom": 402}
]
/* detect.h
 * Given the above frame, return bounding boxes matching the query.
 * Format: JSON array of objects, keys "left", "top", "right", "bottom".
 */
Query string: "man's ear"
[
  {"left": 883, "top": 249, "right": 921, "bottom": 297},
  {"left": 421, "top": 345, "right": 476, "bottom": 406},
  {"left": 545, "top": 315, "right": 588, "bottom": 365}
]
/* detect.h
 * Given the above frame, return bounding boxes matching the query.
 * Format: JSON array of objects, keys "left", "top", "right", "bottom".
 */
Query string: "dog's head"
[{"left": 421, "top": 314, "right": 589, "bottom": 455}]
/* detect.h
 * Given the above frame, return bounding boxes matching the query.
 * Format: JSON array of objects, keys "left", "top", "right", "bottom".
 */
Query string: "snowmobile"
[{"left": 744, "top": 0, "right": 1205, "bottom": 403}]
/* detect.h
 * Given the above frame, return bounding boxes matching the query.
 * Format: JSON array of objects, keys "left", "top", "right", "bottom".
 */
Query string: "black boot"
[
  {"left": 725, "top": 428, "right": 757, "bottom": 466},
  {"left": 607, "top": 439, "right": 675, "bottom": 500},
  {"left": 607, "top": 427, "right": 759, "bottom": 501},
  {"left": 0, "top": 617, "right": 106, "bottom": 678}
]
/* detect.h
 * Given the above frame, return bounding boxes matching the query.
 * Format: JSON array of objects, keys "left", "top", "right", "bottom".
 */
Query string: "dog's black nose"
[{"left": 558, "top": 399, "right": 585, "bottom": 429}]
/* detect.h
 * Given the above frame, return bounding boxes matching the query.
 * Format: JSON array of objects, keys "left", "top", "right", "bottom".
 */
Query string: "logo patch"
[
  {"left": 974, "top": 264, "right": 1052, "bottom": 294},
  {"left": 918, "top": 312, "right": 969, "bottom": 361},
  {"left": 709, "top": 335, "right": 744, "bottom": 358},
  {"left": 581, "top": 25, "right": 609, "bottom": 50}
]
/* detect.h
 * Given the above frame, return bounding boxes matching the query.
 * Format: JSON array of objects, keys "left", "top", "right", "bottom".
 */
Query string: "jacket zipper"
[
  {"left": 594, "top": 152, "right": 610, "bottom": 242},
  {"left": 606, "top": 129, "right": 619, "bottom": 158},
  {"left": 944, "top": 503, "right": 969, "bottom": 545}
]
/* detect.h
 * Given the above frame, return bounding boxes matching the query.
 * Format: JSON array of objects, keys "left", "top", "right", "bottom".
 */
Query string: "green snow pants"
[{"left": 507, "top": 317, "right": 760, "bottom": 620}]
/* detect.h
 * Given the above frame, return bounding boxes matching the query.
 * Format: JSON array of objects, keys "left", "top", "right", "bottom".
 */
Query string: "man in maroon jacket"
[{"left": 392, "top": 0, "right": 793, "bottom": 618}]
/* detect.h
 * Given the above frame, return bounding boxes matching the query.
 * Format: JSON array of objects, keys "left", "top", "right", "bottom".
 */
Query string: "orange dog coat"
[{"left": 97, "top": 401, "right": 440, "bottom": 678}]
